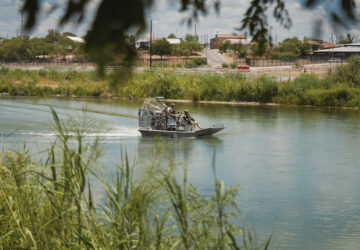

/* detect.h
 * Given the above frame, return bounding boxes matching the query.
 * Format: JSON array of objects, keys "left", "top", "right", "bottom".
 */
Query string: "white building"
[
  {"left": 166, "top": 38, "right": 181, "bottom": 45},
  {"left": 66, "top": 36, "right": 85, "bottom": 43},
  {"left": 314, "top": 43, "right": 360, "bottom": 57}
]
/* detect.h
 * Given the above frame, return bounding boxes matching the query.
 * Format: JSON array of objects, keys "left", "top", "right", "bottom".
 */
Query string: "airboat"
[{"left": 138, "top": 97, "right": 225, "bottom": 138}]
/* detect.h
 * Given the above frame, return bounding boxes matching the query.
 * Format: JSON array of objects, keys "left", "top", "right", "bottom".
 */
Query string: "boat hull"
[{"left": 139, "top": 125, "right": 225, "bottom": 138}]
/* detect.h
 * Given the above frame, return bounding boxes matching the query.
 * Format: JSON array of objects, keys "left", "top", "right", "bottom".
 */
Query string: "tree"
[
  {"left": 185, "top": 34, "right": 198, "bottom": 42},
  {"left": 250, "top": 42, "right": 268, "bottom": 58},
  {"left": 20, "top": 0, "right": 359, "bottom": 66},
  {"left": 28, "top": 37, "right": 56, "bottom": 58},
  {"left": 151, "top": 38, "right": 171, "bottom": 59},
  {"left": 168, "top": 34, "right": 176, "bottom": 38},
  {"left": 219, "top": 40, "right": 231, "bottom": 53},
  {"left": 231, "top": 43, "right": 248, "bottom": 58},
  {"left": 172, "top": 40, "right": 202, "bottom": 56},
  {"left": 62, "top": 32, "right": 77, "bottom": 37},
  {"left": 338, "top": 33, "right": 355, "bottom": 44},
  {"left": 269, "top": 37, "right": 310, "bottom": 59},
  {"left": 0, "top": 37, "right": 32, "bottom": 60},
  {"left": 45, "top": 29, "right": 62, "bottom": 44}
]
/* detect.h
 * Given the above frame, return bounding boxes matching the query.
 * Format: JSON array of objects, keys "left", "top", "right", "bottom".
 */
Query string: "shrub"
[
  {"left": 230, "top": 62, "right": 238, "bottom": 69},
  {"left": 222, "top": 63, "right": 229, "bottom": 68},
  {"left": 0, "top": 65, "right": 9, "bottom": 75},
  {"left": 332, "top": 56, "right": 360, "bottom": 87}
]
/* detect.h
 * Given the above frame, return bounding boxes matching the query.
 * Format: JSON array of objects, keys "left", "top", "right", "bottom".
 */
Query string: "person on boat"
[
  {"left": 167, "top": 103, "right": 177, "bottom": 118},
  {"left": 165, "top": 103, "right": 179, "bottom": 131},
  {"left": 181, "top": 109, "right": 203, "bottom": 131}
]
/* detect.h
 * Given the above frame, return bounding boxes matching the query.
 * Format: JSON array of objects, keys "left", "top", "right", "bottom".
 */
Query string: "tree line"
[{"left": 0, "top": 30, "right": 85, "bottom": 61}]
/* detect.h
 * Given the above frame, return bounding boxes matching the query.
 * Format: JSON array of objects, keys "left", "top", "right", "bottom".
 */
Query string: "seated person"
[{"left": 181, "top": 109, "right": 203, "bottom": 131}]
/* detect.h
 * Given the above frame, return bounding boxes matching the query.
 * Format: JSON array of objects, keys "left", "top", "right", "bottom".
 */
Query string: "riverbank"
[{"left": 1, "top": 65, "right": 360, "bottom": 108}]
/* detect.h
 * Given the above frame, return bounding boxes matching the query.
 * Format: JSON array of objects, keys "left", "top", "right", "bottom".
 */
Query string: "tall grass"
[
  {"left": 0, "top": 109, "right": 271, "bottom": 249},
  {"left": 1, "top": 60, "right": 360, "bottom": 107}
]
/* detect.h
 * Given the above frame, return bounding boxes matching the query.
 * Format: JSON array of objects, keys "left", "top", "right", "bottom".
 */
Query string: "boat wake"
[{"left": 18, "top": 125, "right": 140, "bottom": 138}]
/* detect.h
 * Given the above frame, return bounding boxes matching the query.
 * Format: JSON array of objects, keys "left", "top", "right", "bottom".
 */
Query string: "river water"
[{"left": 1, "top": 97, "right": 360, "bottom": 250}]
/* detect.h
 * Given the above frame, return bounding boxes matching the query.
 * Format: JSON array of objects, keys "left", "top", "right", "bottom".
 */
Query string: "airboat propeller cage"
[{"left": 138, "top": 97, "right": 168, "bottom": 129}]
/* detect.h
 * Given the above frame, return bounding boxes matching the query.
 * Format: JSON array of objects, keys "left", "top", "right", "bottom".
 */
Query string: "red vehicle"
[{"left": 237, "top": 65, "right": 250, "bottom": 72}]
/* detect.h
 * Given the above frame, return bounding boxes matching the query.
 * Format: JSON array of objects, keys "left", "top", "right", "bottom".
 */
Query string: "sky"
[{"left": 0, "top": 0, "right": 360, "bottom": 43}]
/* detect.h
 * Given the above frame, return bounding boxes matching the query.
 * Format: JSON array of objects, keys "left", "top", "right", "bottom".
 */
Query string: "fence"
[
  {"left": 0, "top": 57, "right": 207, "bottom": 69},
  {"left": 233, "top": 56, "right": 347, "bottom": 67},
  {"left": 0, "top": 58, "right": 96, "bottom": 68},
  {"left": 134, "top": 57, "right": 207, "bottom": 67}
]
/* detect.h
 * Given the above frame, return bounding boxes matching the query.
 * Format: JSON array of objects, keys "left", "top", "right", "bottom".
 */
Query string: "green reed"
[
  {"left": 0, "top": 108, "right": 271, "bottom": 249},
  {"left": 2, "top": 64, "right": 360, "bottom": 107}
]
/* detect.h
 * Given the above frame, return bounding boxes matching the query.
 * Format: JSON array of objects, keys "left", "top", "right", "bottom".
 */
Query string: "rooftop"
[
  {"left": 66, "top": 36, "right": 85, "bottom": 43},
  {"left": 217, "top": 34, "right": 246, "bottom": 39},
  {"left": 314, "top": 46, "right": 360, "bottom": 53},
  {"left": 166, "top": 38, "right": 181, "bottom": 44}
]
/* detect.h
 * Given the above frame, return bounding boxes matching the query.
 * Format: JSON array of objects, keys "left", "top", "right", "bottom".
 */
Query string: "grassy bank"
[
  {"left": 1, "top": 58, "right": 360, "bottom": 107},
  {"left": 0, "top": 110, "right": 271, "bottom": 249}
]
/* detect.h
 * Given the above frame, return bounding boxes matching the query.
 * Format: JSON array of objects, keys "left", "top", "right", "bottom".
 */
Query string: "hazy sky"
[{"left": 1, "top": 0, "right": 359, "bottom": 42}]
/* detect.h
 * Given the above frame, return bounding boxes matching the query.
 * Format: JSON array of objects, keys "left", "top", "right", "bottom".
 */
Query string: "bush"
[
  {"left": 332, "top": 56, "right": 360, "bottom": 87},
  {"left": 230, "top": 62, "right": 238, "bottom": 69},
  {"left": 222, "top": 63, "right": 229, "bottom": 68},
  {"left": 184, "top": 58, "right": 207, "bottom": 68},
  {"left": 0, "top": 65, "right": 9, "bottom": 75}
]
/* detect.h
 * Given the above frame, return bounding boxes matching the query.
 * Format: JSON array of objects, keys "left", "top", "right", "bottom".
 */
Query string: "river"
[{"left": 1, "top": 97, "right": 360, "bottom": 250}]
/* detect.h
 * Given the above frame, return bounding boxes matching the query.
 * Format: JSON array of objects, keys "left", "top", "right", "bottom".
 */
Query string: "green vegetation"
[
  {"left": 230, "top": 62, "right": 238, "bottom": 69},
  {"left": 172, "top": 41, "right": 202, "bottom": 57},
  {"left": 0, "top": 30, "right": 84, "bottom": 61},
  {"left": 184, "top": 58, "right": 207, "bottom": 68},
  {"left": 222, "top": 63, "right": 229, "bottom": 68},
  {"left": 151, "top": 39, "right": 172, "bottom": 59},
  {"left": 1, "top": 56, "right": 360, "bottom": 107},
  {"left": 219, "top": 42, "right": 248, "bottom": 58},
  {"left": 269, "top": 37, "right": 310, "bottom": 59},
  {"left": 332, "top": 56, "right": 360, "bottom": 87},
  {"left": 0, "top": 109, "right": 271, "bottom": 249}
]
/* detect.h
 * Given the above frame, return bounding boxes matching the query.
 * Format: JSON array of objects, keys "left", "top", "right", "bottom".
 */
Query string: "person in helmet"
[
  {"left": 181, "top": 109, "right": 203, "bottom": 131},
  {"left": 166, "top": 103, "right": 179, "bottom": 130},
  {"left": 167, "top": 103, "right": 177, "bottom": 118}
]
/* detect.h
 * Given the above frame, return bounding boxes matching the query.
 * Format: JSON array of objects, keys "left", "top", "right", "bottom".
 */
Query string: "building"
[
  {"left": 210, "top": 34, "right": 247, "bottom": 49},
  {"left": 66, "top": 36, "right": 85, "bottom": 43},
  {"left": 135, "top": 38, "right": 150, "bottom": 50},
  {"left": 166, "top": 38, "right": 181, "bottom": 45},
  {"left": 135, "top": 37, "right": 181, "bottom": 50},
  {"left": 313, "top": 43, "right": 360, "bottom": 59}
]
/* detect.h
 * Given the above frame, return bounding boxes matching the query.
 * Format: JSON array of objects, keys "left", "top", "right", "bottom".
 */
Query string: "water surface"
[{"left": 1, "top": 97, "right": 360, "bottom": 250}]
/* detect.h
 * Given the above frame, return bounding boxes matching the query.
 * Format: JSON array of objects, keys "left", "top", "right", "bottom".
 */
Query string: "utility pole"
[
  {"left": 149, "top": 19, "right": 152, "bottom": 68},
  {"left": 194, "top": 24, "right": 197, "bottom": 41},
  {"left": 20, "top": 10, "right": 24, "bottom": 39}
]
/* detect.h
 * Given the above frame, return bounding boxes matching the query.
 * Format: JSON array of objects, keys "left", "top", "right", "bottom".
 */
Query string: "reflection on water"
[{"left": 1, "top": 97, "right": 360, "bottom": 250}]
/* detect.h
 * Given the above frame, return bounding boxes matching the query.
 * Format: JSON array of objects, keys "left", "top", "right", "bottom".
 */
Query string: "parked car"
[{"left": 237, "top": 65, "right": 250, "bottom": 72}]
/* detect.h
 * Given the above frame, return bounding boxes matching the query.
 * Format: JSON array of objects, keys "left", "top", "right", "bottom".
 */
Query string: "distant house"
[
  {"left": 66, "top": 36, "right": 85, "bottom": 43},
  {"left": 135, "top": 37, "right": 180, "bottom": 50},
  {"left": 313, "top": 43, "right": 360, "bottom": 58},
  {"left": 135, "top": 38, "right": 150, "bottom": 50},
  {"left": 135, "top": 36, "right": 162, "bottom": 50},
  {"left": 166, "top": 38, "right": 181, "bottom": 45},
  {"left": 321, "top": 42, "right": 337, "bottom": 49},
  {"left": 210, "top": 34, "right": 247, "bottom": 49}
]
